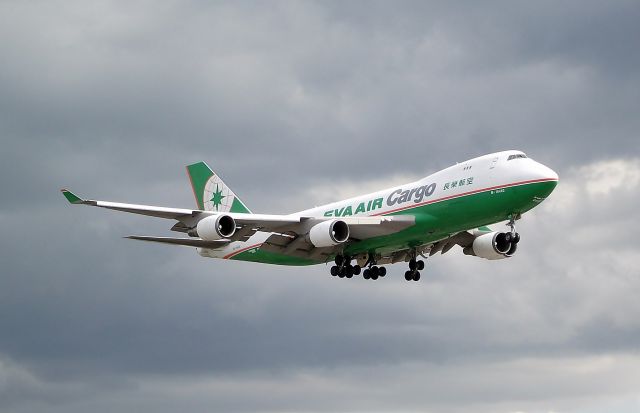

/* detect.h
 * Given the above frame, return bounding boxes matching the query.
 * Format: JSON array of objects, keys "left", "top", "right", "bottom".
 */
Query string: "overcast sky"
[{"left": 1, "top": 1, "right": 639, "bottom": 412}]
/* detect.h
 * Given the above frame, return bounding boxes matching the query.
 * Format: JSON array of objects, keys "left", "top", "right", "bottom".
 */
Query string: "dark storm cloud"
[
  {"left": 1, "top": 1, "right": 639, "bottom": 412},
  {"left": 2, "top": 0, "right": 638, "bottom": 201}
]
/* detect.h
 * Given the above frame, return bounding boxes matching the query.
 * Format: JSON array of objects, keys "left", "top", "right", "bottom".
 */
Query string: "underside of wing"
[{"left": 260, "top": 232, "right": 334, "bottom": 262}]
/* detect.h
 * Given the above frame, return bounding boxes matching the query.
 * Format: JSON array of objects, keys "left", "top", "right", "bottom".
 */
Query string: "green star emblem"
[{"left": 210, "top": 184, "right": 226, "bottom": 211}]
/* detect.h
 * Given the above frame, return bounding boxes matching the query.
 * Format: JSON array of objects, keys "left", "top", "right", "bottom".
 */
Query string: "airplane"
[{"left": 61, "top": 150, "right": 558, "bottom": 281}]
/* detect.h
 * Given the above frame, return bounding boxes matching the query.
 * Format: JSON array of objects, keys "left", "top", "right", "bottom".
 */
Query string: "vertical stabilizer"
[{"left": 186, "top": 162, "right": 252, "bottom": 213}]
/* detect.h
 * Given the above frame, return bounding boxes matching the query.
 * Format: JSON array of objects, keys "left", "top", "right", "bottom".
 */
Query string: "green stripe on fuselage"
[{"left": 232, "top": 180, "right": 558, "bottom": 266}]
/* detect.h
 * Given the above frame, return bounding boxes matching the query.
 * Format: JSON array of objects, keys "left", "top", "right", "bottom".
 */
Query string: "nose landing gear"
[{"left": 506, "top": 215, "right": 521, "bottom": 244}]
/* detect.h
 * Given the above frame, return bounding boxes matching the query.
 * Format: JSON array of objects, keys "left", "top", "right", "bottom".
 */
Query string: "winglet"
[{"left": 60, "top": 189, "right": 84, "bottom": 204}]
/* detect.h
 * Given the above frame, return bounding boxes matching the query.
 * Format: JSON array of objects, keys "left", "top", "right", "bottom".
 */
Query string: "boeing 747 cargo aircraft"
[{"left": 62, "top": 150, "right": 558, "bottom": 281}]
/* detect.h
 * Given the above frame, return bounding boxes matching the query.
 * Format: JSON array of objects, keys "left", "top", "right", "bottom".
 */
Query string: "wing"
[
  {"left": 61, "top": 189, "right": 303, "bottom": 240},
  {"left": 61, "top": 189, "right": 416, "bottom": 258},
  {"left": 62, "top": 188, "right": 198, "bottom": 219}
]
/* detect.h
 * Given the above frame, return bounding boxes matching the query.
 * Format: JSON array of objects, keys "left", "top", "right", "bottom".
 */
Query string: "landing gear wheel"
[
  {"left": 345, "top": 265, "right": 354, "bottom": 278},
  {"left": 363, "top": 269, "right": 370, "bottom": 280},
  {"left": 370, "top": 267, "right": 379, "bottom": 280},
  {"left": 352, "top": 265, "right": 361, "bottom": 275},
  {"left": 413, "top": 271, "right": 421, "bottom": 281},
  {"left": 417, "top": 260, "right": 425, "bottom": 270},
  {"left": 409, "top": 259, "right": 417, "bottom": 271},
  {"left": 379, "top": 267, "right": 387, "bottom": 277},
  {"left": 338, "top": 268, "right": 346, "bottom": 278},
  {"left": 513, "top": 233, "right": 521, "bottom": 244},
  {"left": 330, "top": 266, "right": 338, "bottom": 276},
  {"left": 405, "top": 271, "right": 412, "bottom": 281}
]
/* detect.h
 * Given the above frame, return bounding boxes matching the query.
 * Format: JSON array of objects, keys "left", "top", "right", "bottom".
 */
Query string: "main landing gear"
[
  {"left": 404, "top": 250, "right": 425, "bottom": 281},
  {"left": 330, "top": 254, "right": 387, "bottom": 281},
  {"left": 330, "top": 255, "right": 360, "bottom": 279},
  {"left": 362, "top": 265, "right": 386, "bottom": 281},
  {"left": 404, "top": 258, "right": 425, "bottom": 281},
  {"left": 361, "top": 253, "right": 386, "bottom": 281}
]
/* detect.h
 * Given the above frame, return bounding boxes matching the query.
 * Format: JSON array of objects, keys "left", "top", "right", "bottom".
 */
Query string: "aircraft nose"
[
  {"left": 530, "top": 161, "right": 559, "bottom": 198},
  {"left": 537, "top": 162, "right": 559, "bottom": 182}
]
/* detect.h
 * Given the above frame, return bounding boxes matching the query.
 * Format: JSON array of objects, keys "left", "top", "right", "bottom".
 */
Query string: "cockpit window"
[{"left": 507, "top": 154, "right": 527, "bottom": 161}]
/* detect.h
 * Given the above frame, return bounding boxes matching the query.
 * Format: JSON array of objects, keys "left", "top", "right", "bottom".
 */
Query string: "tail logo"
[{"left": 203, "top": 175, "right": 234, "bottom": 212}]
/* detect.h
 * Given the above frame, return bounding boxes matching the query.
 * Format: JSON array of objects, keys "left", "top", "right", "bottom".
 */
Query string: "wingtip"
[{"left": 60, "top": 188, "right": 84, "bottom": 204}]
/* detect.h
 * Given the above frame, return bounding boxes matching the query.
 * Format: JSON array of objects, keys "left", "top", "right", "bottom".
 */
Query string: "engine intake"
[
  {"left": 463, "top": 231, "right": 518, "bottom": 260},
  {"left": 308, "top": 220, "right": 350, "bottom": 247},
  {"left": 196, "top": 214, "right": 236, "bottom": 240}
]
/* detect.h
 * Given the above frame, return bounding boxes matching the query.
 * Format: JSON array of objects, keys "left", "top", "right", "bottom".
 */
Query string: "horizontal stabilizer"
[{"left": 125, "top": 235, "right": 229, "bottom": 249}]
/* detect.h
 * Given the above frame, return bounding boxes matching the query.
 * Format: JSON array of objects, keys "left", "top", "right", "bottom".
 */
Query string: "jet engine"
[
  {"left": 463, "top": 231, "right": 518, "bottom": 260},
  {"left": 196, "top": 214, "right": 236, "bottom": 240},
  {"left": 308, "top": 219, "right": 350, "bottom": 248}
]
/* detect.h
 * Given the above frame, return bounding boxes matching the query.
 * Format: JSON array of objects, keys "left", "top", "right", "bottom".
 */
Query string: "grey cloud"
[{"left": 2, "top": 1, "right": 638, "bottom": 190}]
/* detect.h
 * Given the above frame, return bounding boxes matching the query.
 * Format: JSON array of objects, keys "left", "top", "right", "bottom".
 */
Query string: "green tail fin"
[{"left": 186, "top": 162, "right": 252, "bottom": 213}]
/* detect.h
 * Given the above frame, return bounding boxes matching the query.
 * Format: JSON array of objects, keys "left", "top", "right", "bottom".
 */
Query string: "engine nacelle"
[
  {"left": 463, "top": 231, "right": 517, "bottom": 260},
  {"left": 308, "top": 220, "right": 350, "bottom": 248},
  {"left": 196, "top": 214, "right": 236, "bottom": 240}
]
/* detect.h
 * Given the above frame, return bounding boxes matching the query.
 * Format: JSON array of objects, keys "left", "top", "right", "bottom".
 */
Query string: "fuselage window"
[{"left": 508, "top": 154, "right": 527, "bottom": 161}]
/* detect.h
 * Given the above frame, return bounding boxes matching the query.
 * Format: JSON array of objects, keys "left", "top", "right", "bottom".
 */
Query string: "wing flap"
[{"left": 62, "top": 190, "right": 417, "bottom": 252}]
